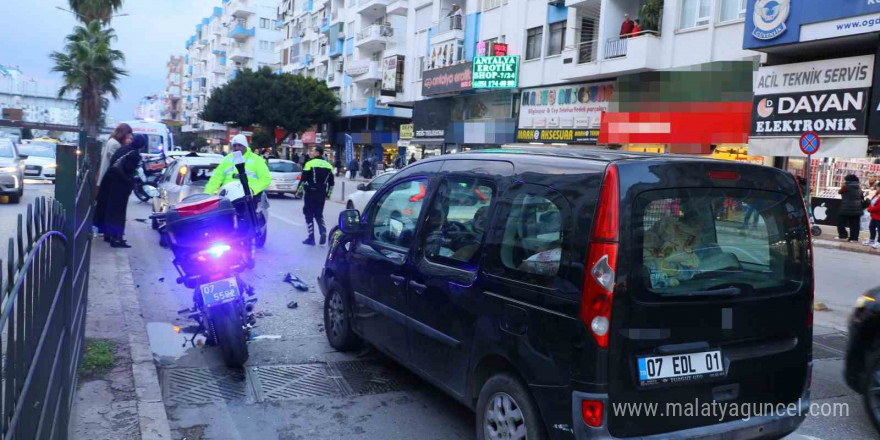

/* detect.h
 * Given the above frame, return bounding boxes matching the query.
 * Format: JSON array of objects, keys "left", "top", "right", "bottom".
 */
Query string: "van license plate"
[
  {"left": 637, "top": 351, "right": 725, "bottom": 386},
  {"left": 200, "top": 278, "right": 239, "bottom": 308}
]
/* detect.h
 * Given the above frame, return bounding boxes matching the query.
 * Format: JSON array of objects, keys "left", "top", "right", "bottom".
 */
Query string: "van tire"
[
  {"left": 476, "top": 372, "right": 547, "bottom": 440},
  {"left": 324, "top": 283, "right": 360, "bottom": 351},
  {"left": 863, "top": 348, "right": 880, "bottom": 435}
]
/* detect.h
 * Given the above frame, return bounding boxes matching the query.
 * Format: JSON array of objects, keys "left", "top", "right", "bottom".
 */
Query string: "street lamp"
[{"left": 54, "top": 6, "right": 130, "bottom": 20}]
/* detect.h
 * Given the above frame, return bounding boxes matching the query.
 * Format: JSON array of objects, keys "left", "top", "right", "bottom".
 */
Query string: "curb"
[
  {"left": 114, "top": 249, "right": 173, "bottom": 440},
  {"left": 812, "top": 238, "right": 880, "bottom": 256}
]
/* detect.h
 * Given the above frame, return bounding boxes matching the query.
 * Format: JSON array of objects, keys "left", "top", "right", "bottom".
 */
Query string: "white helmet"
[
  {"left": 218, "top": 181, "right": 246, "bottom": 201},
  {"left": 231, "top": 134, "right": 249, "bottom": 149}
]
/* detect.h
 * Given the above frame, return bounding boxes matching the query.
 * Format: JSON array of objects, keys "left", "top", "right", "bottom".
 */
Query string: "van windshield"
[{"left": 633, "top": 188, "right": 809, "bottom": 297}]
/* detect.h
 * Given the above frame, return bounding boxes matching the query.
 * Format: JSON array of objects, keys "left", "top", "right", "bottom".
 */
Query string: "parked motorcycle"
[
  {"left": 133, "top": 162, "right": 162, "bottom": 203},
  {"left": 151, "top": 152, "right": 260, "bottom": 368}
]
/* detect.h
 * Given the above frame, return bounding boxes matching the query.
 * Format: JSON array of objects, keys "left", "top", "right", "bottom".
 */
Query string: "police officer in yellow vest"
[
  {"left": 296, "top": 146, "right": 334, "bottom": 245},
  {"left": 204, "top": 134, "right": 272, "bottom": 196}
]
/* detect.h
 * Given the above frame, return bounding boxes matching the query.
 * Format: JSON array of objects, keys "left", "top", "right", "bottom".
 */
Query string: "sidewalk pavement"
[
  {"left": 812, "top": 224, "right": 880, "bottom": 256},
  {"left": 69, "top": 242, "right": 172, "bottom": 440}
]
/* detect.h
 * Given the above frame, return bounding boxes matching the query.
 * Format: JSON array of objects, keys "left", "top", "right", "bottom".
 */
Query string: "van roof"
[{"left": 444, "top": 146, "right": 721, "bottom": 164}]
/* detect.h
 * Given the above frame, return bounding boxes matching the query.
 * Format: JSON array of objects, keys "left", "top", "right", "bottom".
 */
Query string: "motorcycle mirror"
[{"left": 233, "top": 151, "right": 245, "bottom": 165}]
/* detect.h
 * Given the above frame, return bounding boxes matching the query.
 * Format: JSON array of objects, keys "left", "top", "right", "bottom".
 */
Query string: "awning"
[
  {"left": 748, "top": 136, "right": 868, "bottom": 158},
  {"left": 412, "top": 138, "right": 445, "bottom": 145}
]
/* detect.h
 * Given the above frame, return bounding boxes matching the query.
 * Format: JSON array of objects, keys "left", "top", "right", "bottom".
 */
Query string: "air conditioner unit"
[
  {"left": 299, "top": 30, "right": 306, "bottom": 37},
  {"left": 335, "top": 61, "right": 343, "bottom": 72}
]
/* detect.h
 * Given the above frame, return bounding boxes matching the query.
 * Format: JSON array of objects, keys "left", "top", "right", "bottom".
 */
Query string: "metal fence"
[{"left": 0, "top": 135, "right": 97, "bottom": 439}]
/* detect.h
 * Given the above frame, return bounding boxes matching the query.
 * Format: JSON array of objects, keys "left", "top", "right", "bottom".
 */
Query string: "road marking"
[{"left": 269, "top": 213, "right": 304, "bottom": 227}]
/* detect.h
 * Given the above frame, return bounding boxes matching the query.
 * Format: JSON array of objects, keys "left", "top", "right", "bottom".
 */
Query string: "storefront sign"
[
  {"left": 399, "top": 124, "right": 413, "bottom": 139},
  {"left": 744, "top": 0, "right": 880, "bottom": 49},
  {"left": 473, "top": 56, "right": 519, "bottom": 89},
  {"left": 868, "top": 47, "right": 880, "bottom": 140},
  {"left": 754, "top": 55, "right": 874, "bottom": 96},
  {"left": 476, "top": 41, "right": 509, "bottom": 57},
  {"left": 518, "top": 81, "right": 614, "bottom": 144},
  {"left": 422, "top": 62, "right": 473, "bottom": 96},
  {"left": 413, "top": 98, "right": 452, "bottom": 138},
  {"left": 382, "top": 55, "right": 404, "bottom": 97},
  {"left": 301, "top": 131, "right": 317, "bottom": 144},
  {"left": 751, "top": 89, "right": 869, "bottom": 136}
]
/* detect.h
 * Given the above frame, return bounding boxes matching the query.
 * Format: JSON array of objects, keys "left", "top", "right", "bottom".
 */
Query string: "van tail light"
[
  {"left": 580, "top": 164, "right": 619, "bottom": 349},
  {"left": 581, "top": 400, "right": 604, "bottom": 427},
  {"left": 792, "top": 173, "right": 815, "bottom": 329}
]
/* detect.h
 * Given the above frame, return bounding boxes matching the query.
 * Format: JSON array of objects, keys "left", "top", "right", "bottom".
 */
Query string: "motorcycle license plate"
[
  {"left": 637, "top": 350, "right": 725, "bottom": 387},
  {"left": 200, "top": 278, "right": 240, "bottom": 308}
]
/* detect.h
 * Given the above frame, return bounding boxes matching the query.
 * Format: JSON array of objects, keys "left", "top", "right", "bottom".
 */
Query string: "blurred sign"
[
  {"left": 382, "top": 55, "right": 404, "bottom": 97},
  {"left": 518, "top": 81, "right": 614, "bottom": 144},
  {"left": 472, "top": 56, "right": 519, "bottom": 89},
  {"left": 399, "top": 124, "right": 413, "bottom": 139}
]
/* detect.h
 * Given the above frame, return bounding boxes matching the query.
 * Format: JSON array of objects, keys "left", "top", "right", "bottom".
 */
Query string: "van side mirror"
[{"left": 339, "top": 209, "right": 362, "bottom": 234}]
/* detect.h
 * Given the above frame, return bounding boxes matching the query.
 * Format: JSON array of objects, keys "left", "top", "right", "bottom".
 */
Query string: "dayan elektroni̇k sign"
[{"left": 472, "top": 56, "right": 519, "bottom": 89}]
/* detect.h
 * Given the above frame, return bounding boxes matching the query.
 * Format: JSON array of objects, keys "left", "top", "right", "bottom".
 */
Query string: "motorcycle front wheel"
[
  {"left": 209, "top": 303, "right": 249, "bottom": 368},
  {"left": 133, "top": 185, "right": 150, "bottom": 202}
]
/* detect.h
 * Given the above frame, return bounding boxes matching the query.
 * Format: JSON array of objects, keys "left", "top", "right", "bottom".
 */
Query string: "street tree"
[
  {"left": 201, "top": 67, "right": 340, "bottom": 148},
  {"left": 50, "top": 21, "right": 127, "bottom": 136},
  {"left": 68, "top": 0, "right": 124, "bottom": 23}
]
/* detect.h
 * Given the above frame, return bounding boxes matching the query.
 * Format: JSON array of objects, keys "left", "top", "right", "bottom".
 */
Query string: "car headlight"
[
  {"left": 44, "top": 164, "right": 57, "bottom": 169},
  {"left": 856, "top": 295, "right": 876, "bottom": 309},
  {"left": 0, "top": 166, "right": 18, "bottom": 173}
]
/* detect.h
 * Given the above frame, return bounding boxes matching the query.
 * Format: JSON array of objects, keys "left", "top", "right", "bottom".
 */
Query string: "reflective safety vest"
[{"left": 204, "top": 148, "right": 272, "bottom": 195}]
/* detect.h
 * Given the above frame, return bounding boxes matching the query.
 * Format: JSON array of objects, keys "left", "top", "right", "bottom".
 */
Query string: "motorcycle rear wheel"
[{"left": 210, "top": 304, "right": 249, "bottom": 368}]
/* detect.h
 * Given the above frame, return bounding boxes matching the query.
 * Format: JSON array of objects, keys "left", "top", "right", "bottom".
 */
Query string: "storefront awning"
[
  {"left": 412, "top": 138, "right": 445, "bottom": 145},
  {"left": 748, "top": 136, "right": 868, "bottom": 158}
]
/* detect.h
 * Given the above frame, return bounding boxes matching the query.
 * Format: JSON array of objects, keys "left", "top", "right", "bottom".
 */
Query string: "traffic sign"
[{"left": 799, "top": 131, "right": 820, "bottom": 155}]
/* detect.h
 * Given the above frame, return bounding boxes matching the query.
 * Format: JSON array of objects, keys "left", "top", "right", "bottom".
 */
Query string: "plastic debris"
[
  {"left": 283, "top": 273, "right": 309, "bottom": 291},
  {"left": 287, "top": 301, "right": 298, "bottom": 309}
]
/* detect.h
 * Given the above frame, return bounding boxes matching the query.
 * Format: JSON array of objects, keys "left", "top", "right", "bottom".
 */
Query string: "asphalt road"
[{"left": 1, "top": 182, "right": 878, "bottom": 440}]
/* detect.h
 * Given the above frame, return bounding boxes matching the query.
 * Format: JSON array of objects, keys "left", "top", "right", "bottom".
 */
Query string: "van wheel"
[
  {"left": 863, "top": 349, "right": 880, "bottom": 435},
  {"left": 476, "top": 373, "right": 547, "bottom": 440},
  {"left": 324, "top": 283, "right": 360, "bottom": 351}
]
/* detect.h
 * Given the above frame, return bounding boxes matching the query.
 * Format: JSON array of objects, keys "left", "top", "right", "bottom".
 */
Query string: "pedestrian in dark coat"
[
  {"left": 837, "top": 174, "right": 864, "bottom": 242},
  {"left": 408, "top": 154, "right": 417, "bottom": 165},
  {"left": 334, "top": 155, "right": 344, "bottom": 177},
  {"left": 348, "top": 159, "right": 359, "bottom": 179},
  {"left": 95, "top": 134, "right": 147, "bottom": 248}
]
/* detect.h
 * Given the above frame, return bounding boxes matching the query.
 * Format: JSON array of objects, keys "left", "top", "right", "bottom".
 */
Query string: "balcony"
[
  {"left": 356, "top": 24, "right": 394, "bottom": 51},
  {"left": 326, "top": 72, "right": 343, "bottom": 89},
  {"left": 229, "top": 23, "right": 256, "bottom": 40},
  {"left": 228, "top": 43, "right": 252, "bottom": 61},
  {"left": 356, "top": 0, "right": 390, "bottom": 19},
  {"left": 328, "top": 40, "right": 344, "bottom": 57},
  {"left": 387, "top": 0, "right": 408, "bottom": 15},
  {"left": 559, "top": 33, "right": 663, "bottom": 81},
  {"left": 227, "top": 0, "right": 255, "bottom": 17},
  {"left": 342, "top": 98, "right": 394, "bottom": 117},
  {"left": 430, "top": 15, "right": 464, "bottom": 46},
  {"left": 345, "top": 59, "right": 382, "bottom": 83}
]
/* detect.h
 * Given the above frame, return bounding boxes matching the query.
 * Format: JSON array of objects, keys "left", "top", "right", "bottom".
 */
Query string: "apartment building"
[
  {"left": 276, "top": 0, "right": 412, "bottom": 163},
  {"left": 181, "top": 0, "right": 283, "bottom": 140},
  {"left": 391, "top": 0, "right": 760, "bottom": 157},
  {"left": 163, "top": 56, "right": 185, "bottom": 123},
  {"left": 0, "top": 65, "right": 78, "bottom": 141}
]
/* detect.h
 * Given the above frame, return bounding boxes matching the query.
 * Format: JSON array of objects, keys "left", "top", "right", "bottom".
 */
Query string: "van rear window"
[{"left": 633, "top": 188, "right": 809, "bottom": 297}]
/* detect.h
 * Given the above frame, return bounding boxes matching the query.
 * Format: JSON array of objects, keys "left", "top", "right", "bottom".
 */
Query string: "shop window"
[
  {"left": 526, "top": 26, "right": 543, "bottom": 60},
  {"left": 679, "top": 0, "right": 711, "bottom": 29},
  {"left": 548, "top": 21, "right": 566, "bottom": 56}
]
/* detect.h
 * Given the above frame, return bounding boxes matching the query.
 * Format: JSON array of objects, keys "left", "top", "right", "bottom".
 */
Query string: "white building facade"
[
  {"left": 181, "top": 0, "right": 283, "bottom": 140},
  {"left": 0, "top": 65, "right": 78, "bottom": 132}
]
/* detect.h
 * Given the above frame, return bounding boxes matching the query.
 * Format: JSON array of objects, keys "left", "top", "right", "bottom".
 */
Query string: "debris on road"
[
  {"left": 283, "top": 273, "right": 309, "bottom": 291},
  {"left": 287, "top": 301, "right": 298, "bottom": 309},
  {"left": 814, "top": 301, "right": 829, "bottom": 311},
  {"left": 158, "top": 277, "right": 165, "bottom": 283}
]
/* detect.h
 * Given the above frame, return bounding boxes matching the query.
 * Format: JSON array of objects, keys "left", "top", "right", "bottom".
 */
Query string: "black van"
[{"left": 318, "top": 148, "right": 814, "bottom": 440}]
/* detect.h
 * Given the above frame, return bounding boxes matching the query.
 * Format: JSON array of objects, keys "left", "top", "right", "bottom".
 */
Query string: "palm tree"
[
  {"left": 50, "top": 21, "right": 127, "bottom": 136},
  {"left": 68, "top": 0, "right": 123, "bottom": 23}
]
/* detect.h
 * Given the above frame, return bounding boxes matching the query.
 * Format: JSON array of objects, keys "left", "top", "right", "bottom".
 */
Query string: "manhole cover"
[
  {"left": 162, "top": 367, "right": 251, "bottom": 404},
  {"left": 249, "top": 364, "right": 343, "bottom": 401},
  {"left": 332, "top": 359, "right": 419, "bottom": 396}
]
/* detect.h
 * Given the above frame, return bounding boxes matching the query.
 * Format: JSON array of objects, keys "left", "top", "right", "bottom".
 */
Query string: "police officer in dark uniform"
[{"left": 296, "top": 146, "right": 335, "bottom": 245}]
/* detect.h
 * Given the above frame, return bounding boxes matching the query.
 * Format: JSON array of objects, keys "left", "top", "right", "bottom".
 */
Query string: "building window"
[
  {"left": 417, "top": 56, "right": 425, "bottom": 79},
  {"left": 260, "top": 40, "right": 270, "bottom": 51},
  {"left": 679, "top": 0, "right": 711, "bottom": 29},
  {"left": 719, "top": 0, "right": 746, "bottom": 22},
  {"left": 526, "top": 26, "right": 543, "bottom": 60},
  {"left": 482, "top": 0, "right": 508, "bottom": 11},
  {"left": 260, "top": 18, "right": 271, "bottom": 29},
  {"left": 547, "top": 21, "right": 565, "bottom": 56}
]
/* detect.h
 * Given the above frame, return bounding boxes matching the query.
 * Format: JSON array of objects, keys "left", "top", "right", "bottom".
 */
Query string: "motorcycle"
[
  {"left": 151, "top": 152, "right": 260, "bottom": 368},
  {"left": 133, "top": 165, "right": 162, "bottom": 203}
]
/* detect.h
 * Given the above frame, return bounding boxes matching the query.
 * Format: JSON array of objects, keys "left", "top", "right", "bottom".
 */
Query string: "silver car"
[
  {"left": 266, "top": 159, "right": 302, "bottom": 196},
  {"left": 151, "top": 156, "right": 221, "bottom": 230},
  {"left": 0, "top": 138, "right": 25, "bottom": 203}
]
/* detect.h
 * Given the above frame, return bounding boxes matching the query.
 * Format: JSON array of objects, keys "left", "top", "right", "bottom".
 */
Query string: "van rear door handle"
[
  {"left": 389, "top": 275, "right": 405, "bottom": 286},
  {"left": 409, "top": 281, "right": 427, "bottom": 294}
]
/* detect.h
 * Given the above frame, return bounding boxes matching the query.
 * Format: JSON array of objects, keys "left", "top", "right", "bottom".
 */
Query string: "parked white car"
[
  {"left": 345, "top": 171, "right": 397, "bottom": 212},
  {"left": 17, "top": 141, "right": 57, "bottom": 181},
  {"left": 151, "top": 156, "right": 221, "bottom": 230},
  {"left": 266, "top": 159, "right": 302, "bottom": 196}
]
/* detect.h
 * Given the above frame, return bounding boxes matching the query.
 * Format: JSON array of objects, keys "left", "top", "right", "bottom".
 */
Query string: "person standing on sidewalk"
[
  {"left": 838, "top": 174, "right": 864, "bottom": 242},
  {"left": 296, "top": 146, "right": 334, "bottom": 245},
  {"left": 864, "top": 181, "right": 880, "bottom": 248}
]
